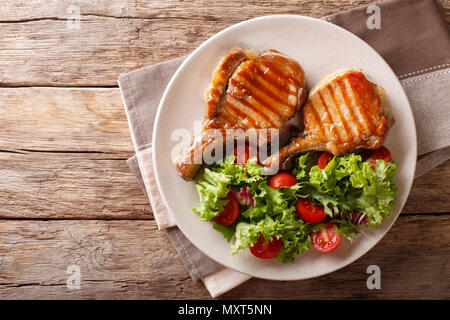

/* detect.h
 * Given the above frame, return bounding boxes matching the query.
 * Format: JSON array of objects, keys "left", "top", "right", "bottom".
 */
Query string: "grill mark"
[
  {"left": 233, "top": 74, "right": 294, "bottom": 116},
  {"left": 327, "top": 84, "right": 351, "bottom": 142},
  {"left": 337, "top": 78, "right": 360, "bottom": 138},
  {"left": 346, "top": 75, "right": 374, "bottom": 133},
  {"left": 254, "top": 65, "right": 296, "bottom": 95},
  {"left": 318, "top": 91, "right": 341, "bottom": 143},
  {"left": 260, "top": 60, "right": 302, "bottom": 87},
  {"left": 219, "top": 109, "right": 236, "bottom": 127},
  {"left": 227, "top": 96, "right": 268, "bottom": 128},
  {"left": 238, "top": 69, "right": 293, "bottom": 109},
  {"left": 216, "top": 103, "right": 241, "bottom": 128},
  {"left": 226, "top": 101, "right": 258, "bottom": 128},
  {"left": 308, "top": 100, "right": 326, "bottom": 139},
  {"left": 355, "top": 80, "right": 380, "bottom": 129},
  {"left": 229, "top": 78, "right": 283, "bottom": 118},
  {"left": 227, "top": 93, "right": 279, "bottom": 128}
]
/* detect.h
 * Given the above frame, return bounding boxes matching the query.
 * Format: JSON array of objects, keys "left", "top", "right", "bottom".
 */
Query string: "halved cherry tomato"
[
  {"left": 296, "top": 198, "right": 327, "bottom": 223},
  {"left": 361, "top": 146, "right": 391, "bottom": 169},
  {"left": 213, "top": 192, "right": 239, "bottom": 226},
  {"left": 310, "top": 222, "right": 342, "bottom": 253},
  {"left": 250, "top": 234, "right": 282, "bottom": 259},
  {"left": 233, "top": 144, "right": 260, "bottom": 165},
  {"left": 268, "top": 172, "right": 297, "bottom": 189},
  {"left": 317, "top": 152, "right": 334, "bottom": 169}
]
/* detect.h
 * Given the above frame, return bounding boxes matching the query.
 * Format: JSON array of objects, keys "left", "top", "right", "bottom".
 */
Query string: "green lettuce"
[
  {"left": 192, "top": 167, "right": 231, "bottom": 221},
  {"left": 193, "top": 151, "right": 397, "bottom": 263},
  {"left": 231, "top": 214, "right": 315, "bottom": 263},
  {"left": 300, "top": 153, "right": 397, "bottom": 226}
]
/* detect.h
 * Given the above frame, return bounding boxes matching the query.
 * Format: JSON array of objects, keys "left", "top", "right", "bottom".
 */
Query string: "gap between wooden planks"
[{"left": 0, "top": 215, "right": 448, "bottom": 299}]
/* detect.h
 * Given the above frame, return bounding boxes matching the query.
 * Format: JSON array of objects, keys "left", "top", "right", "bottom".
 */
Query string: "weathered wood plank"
[
  {"left": 0, "top": 0, "right": 448, "bottom": 301},
  {"left": 403, "top": 160, "right": 450, "bottom": 214},
  {"left": 0, "top": 147, "right": 447, "bottom": 219},
  {"left": 0, "top": 215, "right": 448, "bottom": 299},
  {"left": 0, "top": 0, "right": 375, "bottom": 21},
  {"left": 0, "top": 151, "right": 152, "bottom": 219},
  {"left": 0, "top": 0, "right": 448, "bottom": 86},
  {"left": 0, "top": 88, "right": 131, "bottom": 154},
  {"left": 0, "top": 220, "right": 195, "bottom": 299},
  {"left": 1, "top": 0, "right": 447, "bottom": 23},
  {"left": 0, "top": 87, "right": 447, "bottom": 219}
]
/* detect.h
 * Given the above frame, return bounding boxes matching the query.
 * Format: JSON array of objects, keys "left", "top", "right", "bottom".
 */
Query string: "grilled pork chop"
[
  {"left": 263, "top": 69, "right": 392, "bottom": 169},
  {"left": 173, "top": 48, "right": 306, "bottom": 180}
]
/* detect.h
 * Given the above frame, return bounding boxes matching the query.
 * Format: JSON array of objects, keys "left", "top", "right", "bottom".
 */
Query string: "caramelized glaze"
[
  {"left": 174, "top": 48, "right": 306, "bottom": 180},
  {"left": 264, "top": 70, "right": 391, "bottom": 169}
]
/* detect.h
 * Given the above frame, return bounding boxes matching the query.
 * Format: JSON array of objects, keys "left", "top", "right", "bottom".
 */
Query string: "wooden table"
[{"left": 0, "top": 0, "right": 449, "bottom": 300}]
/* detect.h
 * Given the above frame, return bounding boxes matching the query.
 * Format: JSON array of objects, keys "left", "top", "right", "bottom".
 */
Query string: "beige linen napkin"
[
  {"left": 120, "top": 0, "right": 450, "bottom": 298},
  {"left": 120, "top": 58, "right": 250, "bottom": 297}
]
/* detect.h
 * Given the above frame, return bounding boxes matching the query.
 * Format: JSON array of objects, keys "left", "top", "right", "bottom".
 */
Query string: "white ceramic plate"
[{"left": 153, "top": 15, "right": 417, "bottom": 280}]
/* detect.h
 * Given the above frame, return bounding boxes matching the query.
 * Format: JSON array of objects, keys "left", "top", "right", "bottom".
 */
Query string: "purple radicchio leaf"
[
  {"left": 231, "top": 186, "right": 255, "bottom": 207},
  {"left": 350, "top": 212, "right": 369, "bottom": 225},
  {"left": 332, "top": 210, "right": 345, "bottom": 220}
]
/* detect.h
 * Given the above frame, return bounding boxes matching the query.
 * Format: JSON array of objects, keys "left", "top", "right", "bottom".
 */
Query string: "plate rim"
[{"left": 152, "top": 14, "right": 417, "bottom": 280}]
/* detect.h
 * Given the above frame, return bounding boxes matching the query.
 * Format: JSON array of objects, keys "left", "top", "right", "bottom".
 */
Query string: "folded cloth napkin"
[{"left": 119, "top": 0, "right": 450, "bottom": 298}]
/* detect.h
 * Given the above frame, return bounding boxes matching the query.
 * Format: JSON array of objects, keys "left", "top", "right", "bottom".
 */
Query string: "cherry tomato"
[
  {"left": 268, "top": 172, "right": 297, "bottom": 188},
  {"left": 310, "top": 222, "right": 342, "bottom": 253},
  {"left": 233, "top": 144, "right": 260, "bottom": 165},
  {"left": 296, "top": 198, "right": 328, "bottom": 223},
  {"left": 317, "top": 152, "right": 334, "bottom": 169},
  {"left": 250, "top": 234, "right": 282, "bottom": 259},
  {"left": 361, "top": 146, "right": 391, "bottom": 169},
  {"left": 213, "top": 192, "right": 239, "bottom": 226}
]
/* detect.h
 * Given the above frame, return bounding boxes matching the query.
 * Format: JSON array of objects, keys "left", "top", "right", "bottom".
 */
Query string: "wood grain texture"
[
  {"left": 0, "top": 0, "right": 448, "bottom": 86},
  {"left": 0, "top": 215, "right": 448, "bottom": 299},
  {"left": 0, "top": 88, "right": 131, "bottom": 154},
  {"left": 0, "top": 88, "right": 151, "bottom": 219},
  {"left": 0, "top": 0, "right": 449, "bottom": 300},
  {"left": 403, "top": 160, "right": 450, "bottom": 214}
]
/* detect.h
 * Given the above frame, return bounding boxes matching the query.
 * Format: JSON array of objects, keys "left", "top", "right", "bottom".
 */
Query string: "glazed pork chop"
[
  {"left": 174, "top": 48, "right": 306, "bottom": 180},
  {"left": 263, "top": 69, "right": 392, "bottom": 169}
]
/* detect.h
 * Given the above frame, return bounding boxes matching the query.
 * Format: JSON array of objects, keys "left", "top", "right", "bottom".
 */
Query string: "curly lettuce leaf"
[
  {"left": 296, "top": 153, "right": 397, "bottom": 226},
  {"left": 231, "top": 214, "right": 315, "bottom": 263},
  {"left": 212, "top": 156, "right": 264, "bottom": 185},
  {"left": 293, "top": 152, "right": 319, "bottom": 181},
  {"left": 193, "top": 156, "right": 264, "bottom": 221},
  {"left": 192, "top": 168, "right": 231, "bottom": 221},
  {"left": 193, "top": 151, "right": 397, "bottom": 263}
]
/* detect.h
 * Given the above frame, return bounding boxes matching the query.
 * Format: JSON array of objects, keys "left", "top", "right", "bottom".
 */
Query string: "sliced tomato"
[
  {"left": 317, "top": 152, "right": 334, "bottom": 169},
  {"left": 213, "top": 192, "right": 239, "bottom": 226},
  {"left": 310, "top": 222, "right": 342, "bottom": 253},
  {"left": 250, "top": 234, "right": 282, "bottom": 259},
  {"left": 233, "top": 144, "right": 260, "bottom": 165},
  {"left": 268, "top": 172, "right": 297, "bottom": 189},
  {"left": 361, "top": 146, "right": 391, "bottom": 169},
  {"left": 296, "top": 198, "right": 327, "bottom": 223}
]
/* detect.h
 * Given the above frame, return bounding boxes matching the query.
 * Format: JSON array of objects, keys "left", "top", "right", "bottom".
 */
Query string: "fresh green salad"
[{"left": 193, "top": 147, "right": 397, "bottom": 263}]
